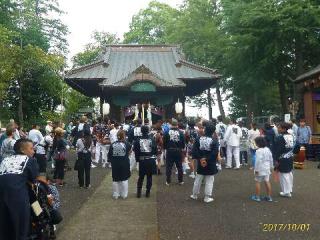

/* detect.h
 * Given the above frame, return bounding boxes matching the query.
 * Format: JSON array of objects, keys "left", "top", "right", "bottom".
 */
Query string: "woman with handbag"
[
  {"left": 76, "top": 131, "right": 93, "bottom": 188},
  {"left": 52, "top": 128, "right": 67, "bottom": 187}
]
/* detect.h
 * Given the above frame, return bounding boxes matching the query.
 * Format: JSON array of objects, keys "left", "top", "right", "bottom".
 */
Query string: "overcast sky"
[{"left": 58, "top": 0, "right": 228, "bottom": 118}]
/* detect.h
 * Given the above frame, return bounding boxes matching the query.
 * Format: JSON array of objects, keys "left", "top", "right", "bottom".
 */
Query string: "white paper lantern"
[
  {"left": 102, "top": 102, "right": 110, "bottom": 116},
  {"left": 175, "top": 100, "right": 183, "bottom": 114}
]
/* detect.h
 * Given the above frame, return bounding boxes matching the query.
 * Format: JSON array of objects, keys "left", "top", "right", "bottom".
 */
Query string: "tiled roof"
[
  {"left": 66, "top": 45, "right": 219, "bottom": 88},
  {"left": 295, "top": 64, "right": 320, "bottom": 82}
]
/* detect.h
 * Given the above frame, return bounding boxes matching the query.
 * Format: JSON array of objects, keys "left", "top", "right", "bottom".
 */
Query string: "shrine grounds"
[{"left": 55, "top": 151, "right": 320, "bottom": 240}]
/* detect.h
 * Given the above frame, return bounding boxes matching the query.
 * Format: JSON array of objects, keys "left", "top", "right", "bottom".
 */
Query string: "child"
[
  {"left": 251, "top": 137, "right": 274, "bottom": 202},
  {"left": 274, "top": 123, "right": 297, "bottom": 198},
  {"left": 108, "top": 130, "right": 131, "bottom": 199}
]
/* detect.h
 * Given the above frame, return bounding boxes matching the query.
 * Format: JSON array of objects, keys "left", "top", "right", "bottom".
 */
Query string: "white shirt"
[
  {"left": 109, "top": 128, "right": 119, "bottom": 144},
  {"left": 28, "top": 129, "right": 45, "bottom": 154},
  {"left": 254, "top": 147, "right": 273, "bottom": 176},
  {"left": 224, "top": 124, "right": 242, "bottom": 147},
  {"left": 45, "top": 124, "right": 53, "bottom": 134},
  {"left": 248, "top": 129, "right": 260, "bottom": 149}
]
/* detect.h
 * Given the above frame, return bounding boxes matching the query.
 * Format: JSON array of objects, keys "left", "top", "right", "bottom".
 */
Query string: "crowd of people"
[{"left": 0, "top": 115, "right": 317, "bottom": 239}]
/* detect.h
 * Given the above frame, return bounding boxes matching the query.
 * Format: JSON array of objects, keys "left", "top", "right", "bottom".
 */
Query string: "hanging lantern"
[
  {"left": 175, "top": 99, "right": 183, "bottom": 114},
  {"left": 102, "top": 102, "right": 110, "bottom": 116}
]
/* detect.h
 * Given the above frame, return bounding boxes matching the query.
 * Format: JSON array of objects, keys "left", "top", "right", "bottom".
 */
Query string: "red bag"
[{"left": 53, "top": 150, "right": 66, "bottom": 161}]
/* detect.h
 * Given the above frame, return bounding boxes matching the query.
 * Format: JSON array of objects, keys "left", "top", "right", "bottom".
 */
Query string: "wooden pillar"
[
  {"left": 304, "top": 91, "right": 314, "bottom": 131},
  {"left": 120, "top": 107, "right": 125, "bottom": 123},
  {"left": 100, "top": 97, "right": 104, "bottom": 117},
  {"left": 182, "top": 96, "right": 186, "bottom": 118}
]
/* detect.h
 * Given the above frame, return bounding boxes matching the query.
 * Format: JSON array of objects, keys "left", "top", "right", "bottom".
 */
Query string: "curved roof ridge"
[
  {"left": 179, "top": 60, "right": 218, "bottom": 75},
  {"left": 66, "top": 60, "right": 104, "bottom": 76},
  {"left": 110, "top": 64, "right": 175, "bottom": 86}
]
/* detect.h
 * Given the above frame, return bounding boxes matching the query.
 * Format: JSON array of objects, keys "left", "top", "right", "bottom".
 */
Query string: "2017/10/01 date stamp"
[{"left": 260, "top": 223, "right": 311, "bottom": 232}]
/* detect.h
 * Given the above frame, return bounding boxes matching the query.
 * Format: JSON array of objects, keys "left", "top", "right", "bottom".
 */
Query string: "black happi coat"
[
  {"left": 108, "top": 141, "right": 131, "bottom": 182},
  {"left": 163, "top": 128, "right": 185, "bottom": 151},
  {"left": 192, "top": 136, "right": 219, "bottom": 175},
  {"left": 0, "top": 155, "right": 39, "bottom": 239},
  {"left": 134, "top": 136, "right": 157, "bottom": 175},
  {"left": 274, "top": 134, "right": 298, "bottom": 173}
]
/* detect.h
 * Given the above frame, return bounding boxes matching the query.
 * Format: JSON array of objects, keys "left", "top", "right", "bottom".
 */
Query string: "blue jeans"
[{"left": 250, "top": 149, "right": 256, "bottom": 167}]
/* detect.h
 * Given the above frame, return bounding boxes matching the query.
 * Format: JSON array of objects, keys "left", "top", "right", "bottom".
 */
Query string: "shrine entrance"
[{"left": 124, "top": 104, "right": 164, "bottom": 124}]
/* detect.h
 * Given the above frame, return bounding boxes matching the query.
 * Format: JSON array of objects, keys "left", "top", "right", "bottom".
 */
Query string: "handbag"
[
  {"left": 74, "top": 159, "right": 80, "bottom": 171},
  {"left": 53, "top": 150, "right": 66, "bottom": 161}
]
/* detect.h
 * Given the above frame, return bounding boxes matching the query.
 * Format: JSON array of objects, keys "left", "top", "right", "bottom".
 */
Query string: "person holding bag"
[
  {"left": 52, "top": 128, "right": 67, "bottom": 187},
  {"left": 76, "top": 131, "right": 93, "bottom": 188}
]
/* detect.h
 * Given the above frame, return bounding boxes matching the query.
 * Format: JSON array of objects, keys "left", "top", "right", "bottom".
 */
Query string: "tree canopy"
[{"left": 124, "top": 0, "right": 320, "bottom": 119}]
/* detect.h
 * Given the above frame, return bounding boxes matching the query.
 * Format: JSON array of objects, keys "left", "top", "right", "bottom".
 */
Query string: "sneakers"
[
  {"left": 179, "top": 181, "right": 185, "bottom": 185},
  {"left": 190, "top": 194, "right": 198, "bottom": 200},
  {"left": 204, "top": 197, "right": 214, "bottom": 203},
  {"left": 189, "top": 172, "right": 196, "bottom": 179},
  {"left": 225, "top": 166, "right": 232, "bottom": 169},
  {"left": 251, "top": 195, "right": 261, "bottom": 202},
  {"left": 280, "top": 192, "right": 292, "bottom": 198},
  {"left": 263, "top": 196, "right": 273, "bottom": 202},
  {"left": 233, "top": 167, "right": 240, "bottom": 170},
  {"left": 165, "top": 182, "right": 170, "bottom": 186}
]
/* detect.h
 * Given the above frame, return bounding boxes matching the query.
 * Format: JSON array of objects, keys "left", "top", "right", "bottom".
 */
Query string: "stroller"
[{"left": 28, "top": 180, "right": 62, "bottom": 240}]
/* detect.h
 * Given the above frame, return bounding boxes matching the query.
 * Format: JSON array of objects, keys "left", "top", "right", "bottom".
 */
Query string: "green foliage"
[
  {"left": 0, "top": 0, "right": 68, "bottom": 126},
  {"left": 67, "top": 30, "right": 120, "bottom": 118},
  {"left": 123, "top": 1, "right": 179, "bottom": 44},
  {"left": 124, "top": 0, "right": 320, "bottom": 118},
  {"left": 72, "top": 31, "right": 120, "bottom": 67}
]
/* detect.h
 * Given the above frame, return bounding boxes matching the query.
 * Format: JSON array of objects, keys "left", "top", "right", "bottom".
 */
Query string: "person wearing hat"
[
  {"left": 163, "top": 118, "right": 186, "bottom": 185},
  {"left": 134, "top": 125, "right": 157, "bottom": 198}
]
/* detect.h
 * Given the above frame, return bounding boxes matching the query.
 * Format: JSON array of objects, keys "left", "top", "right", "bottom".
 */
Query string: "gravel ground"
[
  {"left": 49, "top": 150, "right": 109, "bottom": 234},
  {"left": 157, "top": 161, "right": 320, "bottom": 240}
]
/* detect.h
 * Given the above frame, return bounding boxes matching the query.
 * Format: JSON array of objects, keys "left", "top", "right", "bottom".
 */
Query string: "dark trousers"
[
  {"left": 77, "top": 152, "right": 91, "bottom": 187},
  {"left": 220, "top": 146, "right": 227, "bottom": 158},
  {"left": 0, "top": 197, "right": 30, "bottom": 240},
  {"left": 166, "top": 150, "right": 183, "bottom": 183},
  {"left": 54, "top": 160, "right": 65, "bottom": 180},
  {"left": 137, "top": 159, "right": 153, "bottom": 192},
  {"left": 240, "top": 151, "right": 248, "bottom": 164},
  {"left": 35, "top": 153, "right": 47, "bottom": 173}
]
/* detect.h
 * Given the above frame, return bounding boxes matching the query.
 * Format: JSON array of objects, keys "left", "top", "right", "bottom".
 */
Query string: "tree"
[
  {"left": 0, "top": 0, "right": 68, "bottom": 127},
  {"left": 220, "top": 0, "right": 320, "bottom": 116},
  {"left": 123, "top": 1, "right": 179, "bottom": 44},
  {"left": 66, "top": 31, "right": 120, "bottom": 118},
  {"left": 72, "top": 31, "right": 120, "bottom": 67}
]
